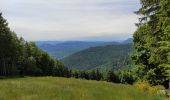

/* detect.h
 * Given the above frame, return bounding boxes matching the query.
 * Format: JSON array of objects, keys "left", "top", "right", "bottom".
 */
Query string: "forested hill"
[
  {"left": 36, "top": 41, "right": 100, "bottom": 59},
  {"left": 36, "top": 39, "right": 132, "bottom": 59},
  {"left": 36, "top": 41, "right": 119, "bottom": 59},
  {"left": 62, "top": 44, "right": 132, "bottom": 70}
]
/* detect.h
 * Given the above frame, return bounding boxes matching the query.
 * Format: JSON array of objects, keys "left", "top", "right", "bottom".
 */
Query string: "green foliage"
[
  {"left": 72, "top": 69, "right": 103, "bottom": 81},
  {"left": 135, "top": 81, "right": 166, "bottom": 96},
  {"left": 0, "top": 13, "right": 70, "bottom": 77},
  {"left": 106, "top": 70, "right": 120, "bottom": 83},
  {"left": 117, "top": 70, "right": 136, "bottom": 85},
  {"left": 132, "top": 0, "right": 170, "bottom": 85},
  {"left": 71, "top": 69, "right": 136, "bottom": 85},
  {"left": 62, "top": 44, "right": 132, "bottom": 70},
  {"left": 52, "top": 60, "right": 71, "bottom": 77}
]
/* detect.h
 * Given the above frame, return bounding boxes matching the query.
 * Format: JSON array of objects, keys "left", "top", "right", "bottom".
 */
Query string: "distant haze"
[{"left": 0, "top": 0, "right": 140, "bottom": 41}]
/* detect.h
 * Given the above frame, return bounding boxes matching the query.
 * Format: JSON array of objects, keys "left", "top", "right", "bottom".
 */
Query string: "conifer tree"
[{"left": 132, "top": 0, "right": 170, "bottom": 86}]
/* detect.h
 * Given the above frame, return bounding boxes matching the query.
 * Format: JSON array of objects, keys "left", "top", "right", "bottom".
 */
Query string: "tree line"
[
  {"left": 0, "top": 13, "right": 70, "bottom": 77},
  {"left": 70, "top": 69, "right": 135, "bottom": 84}
]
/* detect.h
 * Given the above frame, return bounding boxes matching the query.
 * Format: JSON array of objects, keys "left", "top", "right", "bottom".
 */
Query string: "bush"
[
  {"left": 134, "top": 81, "right": 150, "bottom": 91},
  {"left": 148, "top": 85, "right": 165, "bottom": 94},
  {"left": 134, "top": 81, "right": 166, "bottom": 96}
]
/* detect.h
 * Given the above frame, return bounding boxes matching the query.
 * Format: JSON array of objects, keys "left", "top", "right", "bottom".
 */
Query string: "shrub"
[
  {"left": 134, "top": 81, "right": 150, "bottom": 91},
  {"left": 135, "top": 81, "right": 166, "bottom": 97},
  {"left": 148, "top": 85, "right": 165, "bottom": 94}
]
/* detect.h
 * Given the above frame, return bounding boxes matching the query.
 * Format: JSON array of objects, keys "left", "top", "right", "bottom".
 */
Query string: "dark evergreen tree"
[
  {"left": 106, "top": 70, "right": 120, "bottom": 83},
  {"left": 0, "top": 12, "right": 70, "bottom": 78},
  {"left": 118, "top": 70, "right": 135, "bottom": 85},
  {"left": 132, "top": 0, "right": 170, "bottom": 86},
  {"left": 95, "top": 69, "right": 103, "bottom": 81},
  {"left": 89, "top": 70, "right": 97, "bottom": 80}
]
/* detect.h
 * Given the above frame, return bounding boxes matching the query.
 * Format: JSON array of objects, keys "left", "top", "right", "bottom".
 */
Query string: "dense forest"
[
  {"left": 62, "top": 44, "right": 132, "bottom": 70},
  {"left": 0, "top": 13, "right": 70, "bottom": 77},
  {"left": 132, "top": 0, "right": 170, "bottom": 87}
]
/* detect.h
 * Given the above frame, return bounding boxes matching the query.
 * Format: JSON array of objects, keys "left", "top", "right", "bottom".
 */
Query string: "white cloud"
[{"left": 0, "top": 0, "right": 140, "bottom": 41}]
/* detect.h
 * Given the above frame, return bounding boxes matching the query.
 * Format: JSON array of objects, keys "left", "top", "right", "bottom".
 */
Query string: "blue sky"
[{"left": 0, "top": 0, "right": 140, "bottom": 41}]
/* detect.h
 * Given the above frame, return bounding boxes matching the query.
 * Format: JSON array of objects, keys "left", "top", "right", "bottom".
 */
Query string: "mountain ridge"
[
  {"left": 62, "top": 44, "right": 132, "bottom": 70},
  {"left": 36, "top": 38, "right": 132, "bottom": 59}
]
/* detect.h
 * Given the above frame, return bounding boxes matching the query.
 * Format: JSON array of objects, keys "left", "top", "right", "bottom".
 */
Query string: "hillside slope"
[
  {"left": 0, "top": 77, "right": 162, "bottom": 100},
  {"left": 62, "top": 44, "right": 132, "bottom": 70},
  {"left": 36, "top": 39, "right": 132, "bottom": 59},
  {"left": 36, "top": 41, "right": 119, "bottom": 59}
]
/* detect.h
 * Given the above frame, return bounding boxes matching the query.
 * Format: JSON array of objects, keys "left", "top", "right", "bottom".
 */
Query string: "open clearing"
[{"left": 0, "top": 77, "right": 164, "bottom": 100}]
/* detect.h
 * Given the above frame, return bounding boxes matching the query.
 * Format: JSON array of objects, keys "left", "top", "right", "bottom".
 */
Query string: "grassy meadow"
[{"left": 0, "top": 77, "right": 164, "bottom": 100}]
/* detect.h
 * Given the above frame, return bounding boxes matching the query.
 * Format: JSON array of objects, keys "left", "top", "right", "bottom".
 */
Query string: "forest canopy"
[
  {"left": 0, "top": 13, "right": 70, "bottom": 77},
  {"left": 132, "top": 0, "right": 170, "bottom": 85}
]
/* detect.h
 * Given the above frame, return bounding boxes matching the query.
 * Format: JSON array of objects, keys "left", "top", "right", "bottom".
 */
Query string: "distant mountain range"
[
  {"left": 62, "top": 44, "right": 132, "bottom": 70},
  {"left": 122, "top": 38, "right": 133, "bottom": 44},
  {"left": 36, "top": 38, "right": 132, "bottom": 59}
]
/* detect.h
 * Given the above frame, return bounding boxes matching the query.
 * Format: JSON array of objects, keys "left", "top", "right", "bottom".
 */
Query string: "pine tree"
[
  {"left": 0, "top": 12, "right": 70, "bottom": 77},
  {"left": 0, "top": 13, "right": 20, "bottom": 76},
  {"left": 132, "top": 0, "right": 170, "bottom": 86}
]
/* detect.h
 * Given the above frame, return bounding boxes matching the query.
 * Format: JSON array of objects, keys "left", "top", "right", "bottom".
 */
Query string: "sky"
[{"left": 0, "top": 0, "right": 140, "bottom": 41}]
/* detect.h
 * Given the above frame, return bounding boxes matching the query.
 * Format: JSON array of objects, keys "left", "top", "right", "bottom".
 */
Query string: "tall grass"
[{"left": 0, "top": 77, "right": 164, "bottom": 100}]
